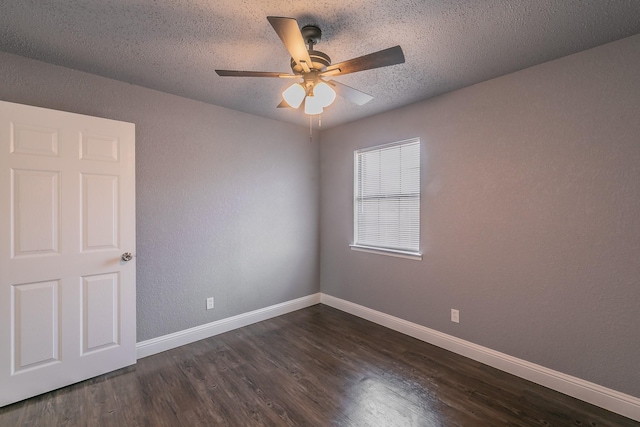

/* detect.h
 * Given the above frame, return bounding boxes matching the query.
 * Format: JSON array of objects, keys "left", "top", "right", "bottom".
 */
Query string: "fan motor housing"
[
  {"left": 290, "top": 25, "right": 331, "bottom": 74},
  {"left": 290, "top": 50, "right": 331, "bottom": 73}
]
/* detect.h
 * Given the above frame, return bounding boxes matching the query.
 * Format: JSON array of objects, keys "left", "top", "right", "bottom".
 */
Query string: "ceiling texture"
[{"left": 1, "top": 1, "right": 640, "bottom": 129}]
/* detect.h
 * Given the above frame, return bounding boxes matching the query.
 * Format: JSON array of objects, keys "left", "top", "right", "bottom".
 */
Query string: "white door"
[{"left": 0, "top": 100, "right": 136, "bottom": 407}]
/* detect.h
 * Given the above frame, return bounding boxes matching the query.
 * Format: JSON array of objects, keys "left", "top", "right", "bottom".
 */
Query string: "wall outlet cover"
[{"left": 451, "top": 309, "right": 460, "bottom": 323}]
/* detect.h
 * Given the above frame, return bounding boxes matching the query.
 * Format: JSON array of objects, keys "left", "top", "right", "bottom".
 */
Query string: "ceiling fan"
[{"left": 215, "top": 16, "right": 405, "bottom": 115}]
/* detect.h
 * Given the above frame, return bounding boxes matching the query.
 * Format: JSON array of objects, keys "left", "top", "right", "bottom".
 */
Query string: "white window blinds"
[{"left": 353, "top": 138, "right": 421, "bottom": 256}]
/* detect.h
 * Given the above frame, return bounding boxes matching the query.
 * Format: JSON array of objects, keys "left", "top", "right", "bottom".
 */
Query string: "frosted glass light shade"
[
  {"left": 282, "top": 83, "right": 306, "bottom": 108},
  {"left": 313, "top": 82, "right": 336, "bottom": 107},
  {"left": 304, "top": 94, "right": 324, "bottom": 115}
]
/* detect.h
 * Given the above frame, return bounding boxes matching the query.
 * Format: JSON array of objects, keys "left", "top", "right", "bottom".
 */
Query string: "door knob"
[{"left": 121, "top": 252, "right": 133, "bottom": 262}]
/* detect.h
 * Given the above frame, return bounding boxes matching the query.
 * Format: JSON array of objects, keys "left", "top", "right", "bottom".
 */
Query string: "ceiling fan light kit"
[
  {"left": 215, "top": 16, "right": 405, "bottom": 117},
  {"left": 282, "top": 83, "right": 306, "bottom": 108},
  {"left": 312, "top": 82, "right": 337, "bottom": 107},
  {"left": 304, "top": 93, "right": 325, "bottom": 115}
]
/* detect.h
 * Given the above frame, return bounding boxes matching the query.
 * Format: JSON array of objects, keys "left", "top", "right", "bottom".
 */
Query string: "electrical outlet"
[
  {"left": 206, "top": 297, "right": 214, "bottom": 310},
  {"left": 451, "top": 309, "right": 460, "bottom": 323}
]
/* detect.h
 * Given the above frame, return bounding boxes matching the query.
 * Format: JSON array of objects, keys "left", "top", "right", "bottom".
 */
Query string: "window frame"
[{"left": 351, "top": 137, "right": 422, "bottom": 260}]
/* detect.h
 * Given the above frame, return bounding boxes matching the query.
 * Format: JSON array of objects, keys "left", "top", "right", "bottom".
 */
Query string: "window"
[{"left": 352, "top": 137, "right": 421, "bottom": 259}]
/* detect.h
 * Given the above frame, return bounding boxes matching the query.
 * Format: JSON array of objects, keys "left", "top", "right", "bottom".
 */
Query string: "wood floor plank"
[{"left": 0, "top": 304, "right": 637, "bottom": 426}]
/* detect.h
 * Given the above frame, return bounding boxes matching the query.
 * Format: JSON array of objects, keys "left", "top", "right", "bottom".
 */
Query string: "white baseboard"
[
  {"left": 136, "top": 293, "right": 321, "bottom": 359},
  {"left": 320, "top": 293, "right": 640, "bottom": 422}
]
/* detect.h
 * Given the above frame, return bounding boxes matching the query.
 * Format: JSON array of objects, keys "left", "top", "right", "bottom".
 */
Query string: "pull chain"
[{"left": 309, "top": 115, "right": 323, "bottom": 142}]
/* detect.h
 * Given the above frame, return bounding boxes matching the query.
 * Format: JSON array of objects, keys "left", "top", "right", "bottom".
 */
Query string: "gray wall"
[
  {"left": 0, "top": 52, "right": 320, "bottom": 342},
  {"left": 320, "top": 34, "right": 640, "bottom": 397}
]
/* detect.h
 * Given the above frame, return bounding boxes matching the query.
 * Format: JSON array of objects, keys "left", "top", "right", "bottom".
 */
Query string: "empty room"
[{"left": 1, "top": 1, "right": 639, "bottom": 425}]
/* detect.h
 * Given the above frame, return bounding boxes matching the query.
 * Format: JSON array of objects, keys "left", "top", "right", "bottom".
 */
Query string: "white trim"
[
  {"left": 350, "top": 244, "right": 422, "bottom": 260},
  {"left": 320, "top": 293, "right": 640, "bottom": 422},
  {"left": 356, "top": 137, "right": 421, "bottom": 153},
  {"left": 136, "top": 293, "right": 321, "bottom": 359}
]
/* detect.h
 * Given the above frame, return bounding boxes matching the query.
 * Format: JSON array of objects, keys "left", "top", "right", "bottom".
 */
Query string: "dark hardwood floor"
[{"left": 0, "top": 304, "right": 636, "bottom": 426}]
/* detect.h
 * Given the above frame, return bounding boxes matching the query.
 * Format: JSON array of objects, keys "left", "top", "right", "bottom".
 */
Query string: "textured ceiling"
[{"left": 1, "top": 1, "right": 639, "bottom": 129}]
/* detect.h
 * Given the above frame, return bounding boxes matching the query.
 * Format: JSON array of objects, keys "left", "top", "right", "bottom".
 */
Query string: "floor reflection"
[{"left": 344, "top": 374, "right": 441, "bottom": 426}]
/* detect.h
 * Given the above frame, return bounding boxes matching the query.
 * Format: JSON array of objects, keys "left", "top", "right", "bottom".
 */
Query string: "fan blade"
[
  {"left": 277, "top": 100, "right": 292, "bottom": 108},
  {"left": 323, "top": 45, "right": 405, "bottom": 76},
  {"left": 267, "top": 16, "right": 313, "bottom": 70},
  {"left": 325, "top": 80, "right": 374, "bottom": 106},
  {"left": 215, "top": 70, "right": 288, "bottom": 78}
]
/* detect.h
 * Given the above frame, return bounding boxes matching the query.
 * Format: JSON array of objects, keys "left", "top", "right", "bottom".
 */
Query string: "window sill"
[{"left": 350, "top": 245, "right": 422, "bottom": 261}]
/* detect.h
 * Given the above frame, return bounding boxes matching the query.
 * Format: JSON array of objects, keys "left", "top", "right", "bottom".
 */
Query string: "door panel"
[
  {"left": 12, "top": 280, "right": 60, "bottom": 372},
  {"left": 11, "top": 169, "right": 60, "bottom": 257},
  {"left": 10, "top": 123, "right": 58, "bottom": 157},
  {"left": 81, "top": 173, "right": 119, "bottom": 251},
  {"left": 80, "top": 133, "right": 119, "bottom": 162},
  {"left": 0, "top": 100, "right": 136, "bottom": 407},
  {"left": 81, "top": 273, "right": 119, "bottom": 354}
]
